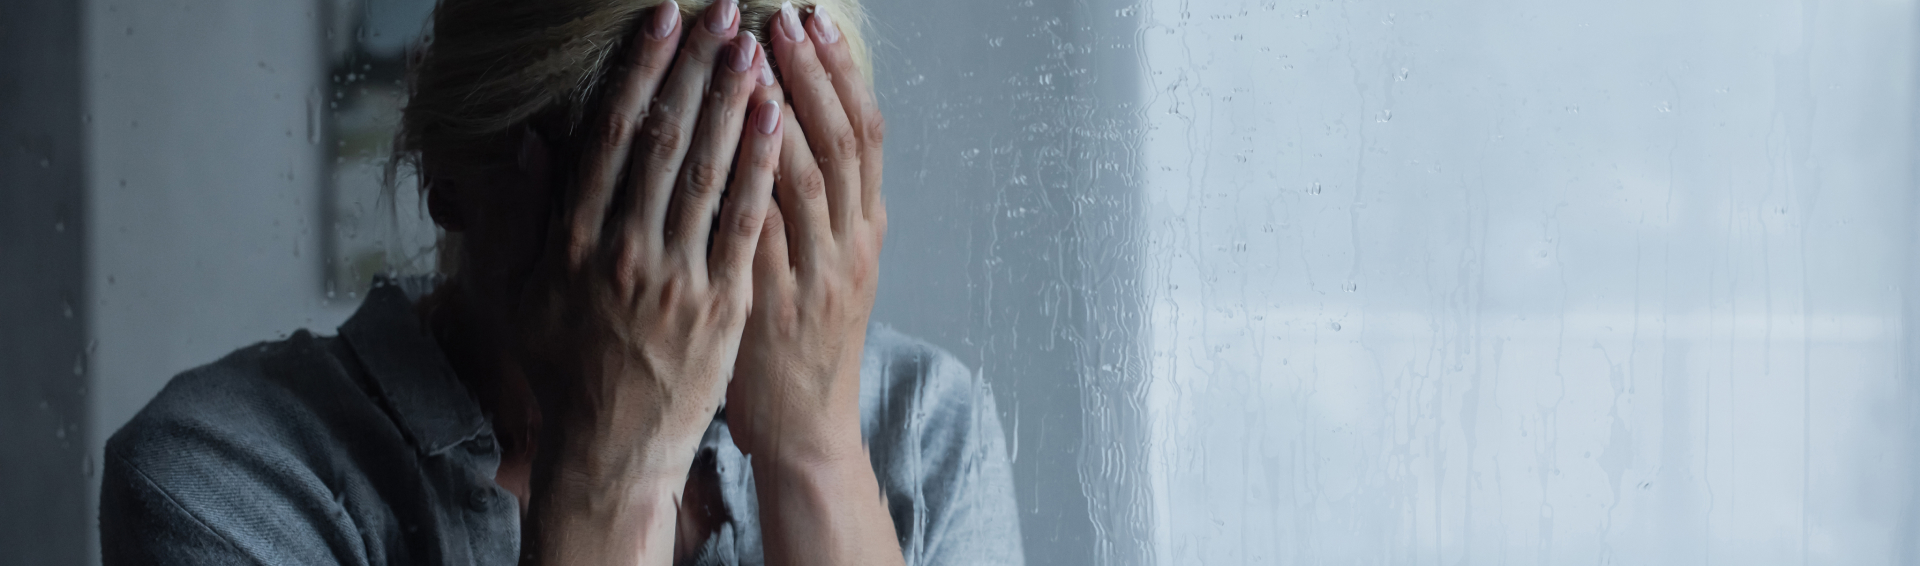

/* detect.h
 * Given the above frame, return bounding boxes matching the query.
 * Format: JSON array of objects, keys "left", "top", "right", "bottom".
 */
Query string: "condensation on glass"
[
  {"left": 322, "top": 0, "right": 438, "bottom": 297},
  {"left": 1134, "top": 1, "right": 1917, "bottom": 564}
]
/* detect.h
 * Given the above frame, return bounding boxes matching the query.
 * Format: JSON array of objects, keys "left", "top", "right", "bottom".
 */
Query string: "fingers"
[
  {"left": 565, "top": 0, "right": 683, "bottom": 267},
  {"left": 770, "top": 2, "right": 863, "bottom": 235},
  {"left": 709, "top": 82, "right": 785, "bottom": 284},
  {"left": 625, "top": 0, "right": 741, "bottom": 266},
  {"left": 804, "top": 5, "right": 887, "bottom": 224},
  {"left": 669, "top": 31, "right": 766, "bottom": 268},
  {"left": 752, "top": 199, "right": 794, "bottom": 300},
  {"left": 774, "top": 104, "right": 831, "bottom": 271}
]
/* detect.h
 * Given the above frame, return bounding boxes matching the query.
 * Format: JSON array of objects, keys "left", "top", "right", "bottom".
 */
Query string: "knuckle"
[
  {"left": 567, "top": 237, "right": 596, "bottom": 268},
  {"left": 612, "top": 251, "right": 643, "bottom": 290},
  {"left": 612, "top": 237, "right": 653, "bottom": 281},
  {"left": 828, "top": 128, "right": 860, "bottom": 159},
  {"left": 760, "top": 208, "right": 786, "bottom": 237},
  {"left": 862, "top": 114, "right": 887, "bottom": 148},
  {"left": 656, "top": 276, "right": 688, "bottom": 307},
  {"left": 709, "top": 291, "right": 745, "bottom": 321},
  {"left": 792, "top": 166, "right": 827, "bottom": 201},
  {"left": 643, "top": 121, "right": 687, "bottom": 163},
  {"left": 684, "top": 160, "right": 728, "bottom": 194},
  {"left": 726, "top": 208, "right": 763, "bottom": 239},
  {"left": 599, "top": 113, "right": 638, "bottom": 147}
]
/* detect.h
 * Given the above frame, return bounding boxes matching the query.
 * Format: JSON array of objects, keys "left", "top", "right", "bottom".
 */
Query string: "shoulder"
[
  {"left": 106, "top": 330, "right": 367, "bottom": 468},
  {"left": 101, "top": 330, "right": 402, "bottom": 564},
  {"left": 856, "top": 323, "right": 1025, "bottom": 565},
  {"left": 860, "top": 324, "right": 990, "bottom": 422},
  {"left": 105, "top": 330, "right": 384, "bottom": 472}
]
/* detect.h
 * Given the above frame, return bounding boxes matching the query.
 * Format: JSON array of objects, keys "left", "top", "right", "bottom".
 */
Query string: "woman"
[{"left": 97, "top": 0, "right": 1023, "bottom": 564}]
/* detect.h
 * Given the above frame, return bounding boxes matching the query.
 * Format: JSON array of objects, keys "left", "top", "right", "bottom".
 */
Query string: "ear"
[{"left": 425, "top": 178, "right": 467, "bottom": 232}]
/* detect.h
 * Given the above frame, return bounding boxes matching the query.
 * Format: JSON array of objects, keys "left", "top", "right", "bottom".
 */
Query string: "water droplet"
[
  {"left": 1329, "top": 321, "right": 1342, "bottom": 331},
  {"left": 1342, "top": 282, "right": 1357, "bottom": 292},
  {"left": 81, "top": 455, "right": 95, "bottom": 479},
  {"left": 1376, "top": 109, "right": 1392, "bottom": 123},
  {"left": 1307, "top": 182, "right": 1322, "bottom": 195},
  {"left": 63, "top": 301, "right": 73, "bottom": 319},
  {"left": 1396, "top": 68, "right": 1410, "bottom": 81},
  {"left": 54, "top": 221, "right": 64, "bottom": 233},
  {"left": 1657, "top": 101, "right": 1673, "bottom": 113}
]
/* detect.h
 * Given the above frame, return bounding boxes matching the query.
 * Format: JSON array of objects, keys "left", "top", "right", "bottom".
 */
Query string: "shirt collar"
[{"left": 339, "top": 276, "right": 490, "bottom": 456}]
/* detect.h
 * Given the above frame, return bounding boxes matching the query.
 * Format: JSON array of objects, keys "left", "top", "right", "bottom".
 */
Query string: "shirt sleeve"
[{"left": 864, "top": 335, "right": 1026, "bottom": 566}]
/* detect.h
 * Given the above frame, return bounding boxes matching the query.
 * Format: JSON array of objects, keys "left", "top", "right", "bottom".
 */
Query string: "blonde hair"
[{"left": 396, "top": 0, "right": 872, "bottom": 206}]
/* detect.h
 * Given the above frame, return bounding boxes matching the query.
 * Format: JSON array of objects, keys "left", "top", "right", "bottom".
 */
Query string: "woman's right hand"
[{"left": 512, "top": 1, "right": 783, "bottom": 563}]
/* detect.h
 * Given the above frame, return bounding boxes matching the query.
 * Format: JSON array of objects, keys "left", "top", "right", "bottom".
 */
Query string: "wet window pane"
[
  {"left": 323, "top": 0, "right": 438, "bottom": 296},
  {"left": 4, "top": 0, "right": 1914, "bottom": 563}
]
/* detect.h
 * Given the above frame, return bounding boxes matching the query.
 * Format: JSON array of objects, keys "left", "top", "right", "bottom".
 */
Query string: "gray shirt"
[{"left": 100, "top": 278, "right": 1024, "bottom": 565}]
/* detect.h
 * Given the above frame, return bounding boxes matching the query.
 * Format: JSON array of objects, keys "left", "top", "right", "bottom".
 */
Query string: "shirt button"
[{"left": 467, "top": 489, "right": 493, "bottom": 513}]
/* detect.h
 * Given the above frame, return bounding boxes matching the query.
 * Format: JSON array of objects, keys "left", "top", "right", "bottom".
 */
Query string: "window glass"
[{"left": 59, "top": 0, "right": 1920, "bottom": 564}]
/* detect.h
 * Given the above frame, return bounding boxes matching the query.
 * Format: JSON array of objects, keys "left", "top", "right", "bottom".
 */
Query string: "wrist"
[
  {"left": 744, "top": 414, "right": 866, "bottom": 479},
  {"left": 528, "top": 470, "right": 681, "bottom": 565}
]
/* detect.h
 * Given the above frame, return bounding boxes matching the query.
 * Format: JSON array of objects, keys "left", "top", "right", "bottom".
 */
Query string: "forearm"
[
  {"left": 752, "top": 439, "right": 905, "bottom": 566},
  {"left": 524, "top": 384, "right": 706, "bottom": 566},
  {"left": 528, "top": 473, "right": 683, "bottom": 566}
]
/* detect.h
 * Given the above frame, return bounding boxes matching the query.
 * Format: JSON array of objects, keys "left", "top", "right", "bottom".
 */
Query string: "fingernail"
[
  {"left": 779, "top": 2, "right": 805, "bottom": 43},
  {"left": 707, "top": 0, "right": 737, "bottom": 34},
  {"left": 759, "top": 62, "right": 776, "bottom": 86},
  {"left": 729, "top": 32, "right": 756, "bottom": 72},
  {"left": 810, "top": 5, "right": 840, "bottom": 44},
  {"left": 754, "top": 100, "right": 781, "bottom": 135},
  {"left": 649, "top": 1, "right": 679, "bottom": 39}
]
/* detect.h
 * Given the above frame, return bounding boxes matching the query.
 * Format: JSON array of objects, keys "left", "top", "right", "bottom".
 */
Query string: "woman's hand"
[
  {"left": 513, "top": 1, "right": 785, "bottom": 563},
  {"left": 727, "top": 0, "right": 885, "bottom": 477},
  {"left": 726, "top": 3, "right": 903, "bottom": 565}
]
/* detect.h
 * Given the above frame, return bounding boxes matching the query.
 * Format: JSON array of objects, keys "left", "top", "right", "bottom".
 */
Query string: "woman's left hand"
[{"left": 726, "top": 1, "right": 885, "bottom": 474}]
